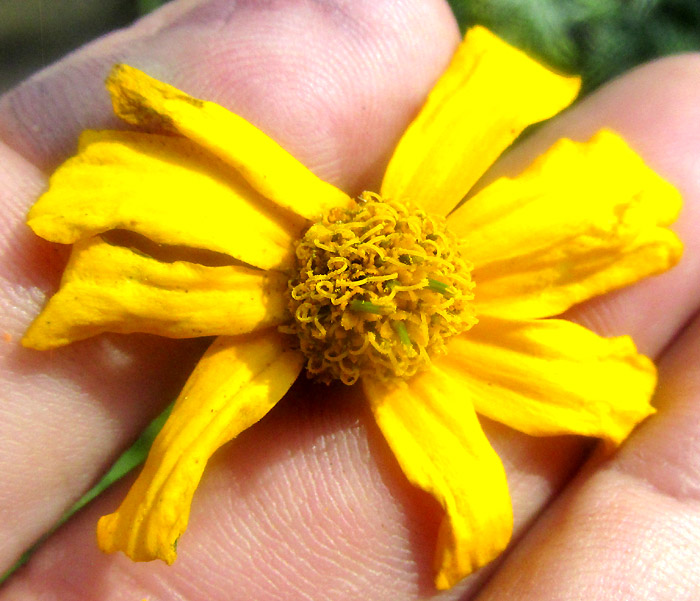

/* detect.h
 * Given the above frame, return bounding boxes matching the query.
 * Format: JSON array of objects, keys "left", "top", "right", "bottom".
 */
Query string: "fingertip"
[{"left": 0, "top": 0, "right": 460, "bottom": 192}]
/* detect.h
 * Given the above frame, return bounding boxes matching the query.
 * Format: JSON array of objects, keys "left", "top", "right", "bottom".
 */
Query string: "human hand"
[{"left": 1, "top": 1, "right": 699, "bottom": 599}]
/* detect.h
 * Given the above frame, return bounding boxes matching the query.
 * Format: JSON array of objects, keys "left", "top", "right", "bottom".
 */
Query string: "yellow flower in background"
[{"left": 22, "top": 27, "right": 682, "bottom": 590}]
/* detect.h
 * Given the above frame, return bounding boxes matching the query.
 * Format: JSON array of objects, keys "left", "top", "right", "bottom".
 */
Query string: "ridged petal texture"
[
  {"left": 22, "top": 237, "right": 289, "bottom": 350},
  {"left": 28, "top": 130, "right": 305, "bottom": 271},
  {"left": 364, "top": 368, "right": 513, "bottom": 590},
  {"left": 97, "top": 331, "right": 304, "bottom": 563},
  {"left": 439, "top": 316, "right": 657, "bottom": 447},
  {"left": 107, "top": 64, "right": 351, "bottom": 221},
  {"left": 449, "top": 130, "right": 683, "bottom": 319}
]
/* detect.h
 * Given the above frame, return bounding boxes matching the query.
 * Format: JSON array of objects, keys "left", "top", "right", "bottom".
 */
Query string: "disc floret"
[{"left": 284, "top": 192, "right": 476, "bottom": 385}]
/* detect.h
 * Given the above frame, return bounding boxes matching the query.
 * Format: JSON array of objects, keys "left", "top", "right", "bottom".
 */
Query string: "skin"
[{"left": 1, "top": 0, "right": 699, "bottom": 599}]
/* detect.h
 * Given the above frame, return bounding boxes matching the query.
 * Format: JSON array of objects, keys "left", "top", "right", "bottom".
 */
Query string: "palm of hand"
[{"left": 1, "top": 1, "right": 699, "bottom": 599}]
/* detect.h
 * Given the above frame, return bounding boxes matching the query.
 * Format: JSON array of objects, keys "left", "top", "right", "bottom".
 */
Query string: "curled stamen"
[
  {"left": 284, "top": 192, "right": 476, "bottom": 384},
  {"left": 315, "top": 281, "right": 335, "bottom": 297}
]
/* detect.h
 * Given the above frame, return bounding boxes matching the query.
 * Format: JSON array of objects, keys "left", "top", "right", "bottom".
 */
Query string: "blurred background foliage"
[
  {"left": 2, "top": 0, "right": 700, "bottom": 93},
  {"left": 1, "top": 0, "right": 137, "bottom": 92},
  {"left": 450, "top": 0, "right": 700, "bottom": 92},
  {"left": 1, "top": 0, "right": 699, "bottom": 581}
]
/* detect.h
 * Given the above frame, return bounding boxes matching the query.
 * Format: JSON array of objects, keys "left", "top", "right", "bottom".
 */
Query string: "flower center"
[{"left": 284, "top": 192, "right": 476, "bottom": 385}]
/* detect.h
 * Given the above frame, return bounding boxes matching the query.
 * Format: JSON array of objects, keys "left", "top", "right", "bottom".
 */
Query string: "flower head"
[
  {"left": 23, "top": 27, "right": 682, "bottom": 590},
  {"left": 283, "top": 191, "right": 477, "bottom": 385}
]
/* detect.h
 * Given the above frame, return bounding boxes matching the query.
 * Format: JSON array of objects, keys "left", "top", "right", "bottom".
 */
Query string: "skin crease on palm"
[{"left": 0, "top": 0, "right": 700, "bottom": 598}]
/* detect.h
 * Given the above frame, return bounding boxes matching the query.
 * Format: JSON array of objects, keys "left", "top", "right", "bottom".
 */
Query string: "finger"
[
  {"left": 468, "top": 54, "right": 700, "bottom": 600},
  {"left": 5, "top": 46, "right": 699, "bottom": 601},
  {"left": 2, "top": 382, "right": 452, "bottom": 600},
  {"left": 0, "top": 140, "right": 207, "bottom": 573},
  {"left": 0, "top": 0, "right": 459, "bottom": 574},
  {"left": 467, "top": 53, "right": 700, "bottom": 599}
]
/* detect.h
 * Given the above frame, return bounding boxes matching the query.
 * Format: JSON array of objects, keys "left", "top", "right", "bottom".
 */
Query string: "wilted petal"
[
  {"left": 107, "top": 64, "right": 350, "bottom": 220},
  {"left": 28, "top": 130, "right": 304, "bottom": 270},
  {"left": 97, "top": 331, "right": 304, "bottom": 563},
  {"left": 449, "top": 131, "right": 682, "bottom": 319},
  {"left": 22, "top": 237, "right": 289, "bottom": 349},
  {"left": 363, "top": 367, "right": 512, "bottom": 589},
  {"left": 440, "top": 315, "right": 657, "bottom": 447}
]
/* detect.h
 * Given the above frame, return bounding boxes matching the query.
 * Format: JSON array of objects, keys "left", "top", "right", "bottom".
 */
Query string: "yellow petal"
[
  {"left": 28, "top": 130, "right": 304, "bottom": 271},
  {"left": 97, "top": 331, "right": 304, "bottom": 563},
  {"left": 450, "top": 131, "right": 683, "bottom": 319},
  {"left": 381, "top": 26, "right": 580, "bottom": 216},
  {"left": 440, "top": 315, "right": 657, "bottom": 447},
  {"left": 22, "top": 237, "right": 289, "bottom": 350},
  {"left": 106, "top": 64, "right": 350, "bottom": 220},
  {"left": 363, "top": 368, "right": 513, "bottom": 590}
]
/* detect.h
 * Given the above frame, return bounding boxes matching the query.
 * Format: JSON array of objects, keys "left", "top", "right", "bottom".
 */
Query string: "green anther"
[
  {"left": 392, "top": 321, "right": 413, "bottom": 347},
  {"left": 399, "top": 254, "right": 425, "bottom": 265},
  {"left": 427, "top": 278, "right": 455, "bottom": 298},
  {"left": 349, "top": 300, "right": 394, "bottom": 315}
]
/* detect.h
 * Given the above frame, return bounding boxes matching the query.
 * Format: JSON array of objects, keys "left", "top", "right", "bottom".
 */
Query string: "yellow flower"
[{"left": 22, "top": 27, "right": 682, "bottom": 590}]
